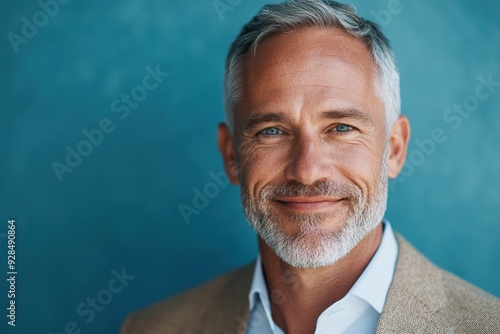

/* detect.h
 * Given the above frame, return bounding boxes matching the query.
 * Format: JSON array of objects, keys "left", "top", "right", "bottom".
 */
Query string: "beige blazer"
[{"left": 121, "top": 235, "right": 500, "bottom": 333}]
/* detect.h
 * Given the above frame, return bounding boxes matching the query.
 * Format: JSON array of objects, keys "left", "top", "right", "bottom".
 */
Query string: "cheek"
[
  {"left": 240, "top": 144, "right": 290, "bottom": 194},
  {"left": 329, "top": 143, "right": 382, "bottom": 193}
]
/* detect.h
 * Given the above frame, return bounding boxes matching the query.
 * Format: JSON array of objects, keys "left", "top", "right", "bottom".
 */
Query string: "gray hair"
[{"left": 224, "top": 0, "right": 400, "bottom": 132}]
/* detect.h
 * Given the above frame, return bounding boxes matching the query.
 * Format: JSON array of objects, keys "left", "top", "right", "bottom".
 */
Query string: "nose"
[{"left": 284, "top": 133, "right": 333, "bottom": 185}]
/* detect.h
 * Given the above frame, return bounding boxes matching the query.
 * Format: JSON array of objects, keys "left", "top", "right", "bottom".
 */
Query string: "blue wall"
[{"left": 1, "top": 0, "right": 499, "bottom": 332}]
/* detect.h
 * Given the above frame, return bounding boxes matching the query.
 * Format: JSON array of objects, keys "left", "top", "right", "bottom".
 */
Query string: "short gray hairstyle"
[{"left": 224, "top": 0, "right": 400, "bottom": 132}]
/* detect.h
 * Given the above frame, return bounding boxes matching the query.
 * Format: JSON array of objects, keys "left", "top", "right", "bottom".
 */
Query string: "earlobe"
[
  {"left": 387, "top": 115, "right": 411, "bottom": 179},
  {"left": 217, "top": 123, "right": 240, "bottom": 185}
]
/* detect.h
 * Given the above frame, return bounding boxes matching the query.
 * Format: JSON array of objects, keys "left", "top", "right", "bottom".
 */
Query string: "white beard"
[{"left": 241, "top": 146, "right": 388, "bottom": 268}]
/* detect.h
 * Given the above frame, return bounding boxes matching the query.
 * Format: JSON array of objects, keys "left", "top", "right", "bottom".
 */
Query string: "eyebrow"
[
  {"left": 242, "top": 112, "right": 290, "bottom": 132},
  {"left": 242, "top": 109, "right": 374, "bottom": 133},
  {"left": 321, "top": 109, "right": 374, "bottom": 126}
]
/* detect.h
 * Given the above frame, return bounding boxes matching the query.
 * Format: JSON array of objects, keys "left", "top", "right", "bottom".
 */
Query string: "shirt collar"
[
  {"left": 348, "top": 220, "right": 398, "bottom": 313},
  {"left": 248, "top": 220, "right": 398, "bottom": 314},
  {"left": 249, "top": 254, "right": 269, "bottom": 313}
]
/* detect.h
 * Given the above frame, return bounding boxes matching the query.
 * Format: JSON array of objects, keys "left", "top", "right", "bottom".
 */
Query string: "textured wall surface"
[{"left": 1, "top": 0, "right": 499, "bottom": 332}]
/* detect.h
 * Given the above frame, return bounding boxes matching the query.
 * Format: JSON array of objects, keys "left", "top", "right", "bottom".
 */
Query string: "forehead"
[{"left": 236, "top": 27, "right": 382, "bottom": 122}]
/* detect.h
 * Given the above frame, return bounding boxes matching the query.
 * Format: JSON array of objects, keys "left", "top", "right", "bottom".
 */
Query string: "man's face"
[{"left": 219, "top": 27, "right": 408, "bottom": 267}]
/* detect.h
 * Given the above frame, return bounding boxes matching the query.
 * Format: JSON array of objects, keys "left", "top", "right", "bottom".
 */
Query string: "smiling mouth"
[{"left": 274, "top": 196, "right": 346, "bottom": 212}]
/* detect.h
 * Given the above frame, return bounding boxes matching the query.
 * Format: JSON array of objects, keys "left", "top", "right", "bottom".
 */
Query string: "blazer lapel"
[
  {"left": 205, "top": 262, "right": 253, "bottom": 334},
  {"left": 213, "top": 236, "right": 457, "bottom": 333},
  {"left": 375, "top": 234, "right": 453, "bottom": 333}
]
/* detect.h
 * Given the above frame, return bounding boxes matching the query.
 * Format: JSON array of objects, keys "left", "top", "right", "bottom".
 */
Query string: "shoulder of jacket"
[
  {"left": 120, "top": 262, "right": 255, "bottom": 334},
  {"left": 379, "top": 233, "right": 500, "bottom": 332},
  {"left": 438, "top": 265, "right": 500, "bottom": 326}
]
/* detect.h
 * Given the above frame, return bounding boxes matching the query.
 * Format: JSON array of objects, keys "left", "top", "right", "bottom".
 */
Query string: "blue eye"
[
  {"left": 333, "top": 124, "right": 352, "bottom": 133},
  {"left": 261, "top": 127, "right": 282, "bottom": 136}
]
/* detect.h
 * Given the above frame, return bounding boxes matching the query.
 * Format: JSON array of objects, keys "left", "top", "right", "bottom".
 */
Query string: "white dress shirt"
[{"left": 247, "top": 220, "right": 398, "bottom": 334}]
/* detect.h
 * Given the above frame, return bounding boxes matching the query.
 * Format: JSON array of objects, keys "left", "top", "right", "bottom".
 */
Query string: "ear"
[
  {"left": 387, "top": 115, "right": 411, "bottom": 179},
  {"left": 217, "top": 123, "right": 239, "bottom": 185}
]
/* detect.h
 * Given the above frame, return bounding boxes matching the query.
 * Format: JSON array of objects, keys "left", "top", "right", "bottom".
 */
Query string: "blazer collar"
[
  {"left": 375, "top": 234, "right": 452, "bottom": 332},
  {"left": 224, "top": 234, "right": 453, "bottom": 333}
]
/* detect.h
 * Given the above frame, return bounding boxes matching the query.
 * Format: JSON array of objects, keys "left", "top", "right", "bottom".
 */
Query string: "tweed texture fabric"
[{"left": 121, "top": 235, "right": 500, "bottom": 333}]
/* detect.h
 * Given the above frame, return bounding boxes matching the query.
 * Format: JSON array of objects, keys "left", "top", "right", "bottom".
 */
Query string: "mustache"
[{"left": 260, "top": 180, "right": 362, "bottom": 200}]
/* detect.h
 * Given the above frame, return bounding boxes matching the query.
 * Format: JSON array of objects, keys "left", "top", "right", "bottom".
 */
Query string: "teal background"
[{"left": 1, "top": 0, "right": 499, "bottom": 333}]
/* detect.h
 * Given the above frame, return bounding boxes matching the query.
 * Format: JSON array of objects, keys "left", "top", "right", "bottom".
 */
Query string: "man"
[{"left": 121, "top": 0, "right": 500, "bottom": 333}]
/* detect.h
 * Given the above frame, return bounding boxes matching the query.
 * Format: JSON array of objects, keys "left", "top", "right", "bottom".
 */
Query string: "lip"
[{"left": 274, "top": 196, "right": 345, "bottom": 212}]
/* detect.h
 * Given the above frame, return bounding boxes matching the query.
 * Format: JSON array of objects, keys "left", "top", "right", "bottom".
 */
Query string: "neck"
[{"left": 259, "top": 223, "right": 383, "bottom": 334}]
